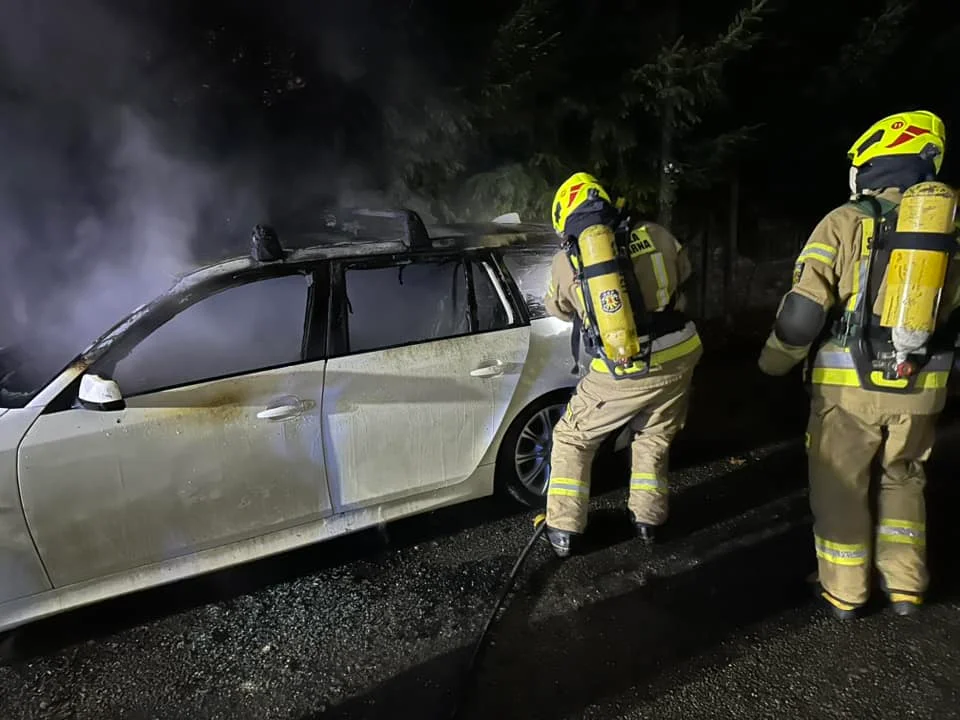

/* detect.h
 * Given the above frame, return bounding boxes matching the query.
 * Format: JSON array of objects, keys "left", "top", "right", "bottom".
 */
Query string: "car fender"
[{"left": 0, "top": 407, "right": 53, "bottom": 607}]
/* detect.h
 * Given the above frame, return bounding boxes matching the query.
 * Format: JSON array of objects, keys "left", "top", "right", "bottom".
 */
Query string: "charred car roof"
[
  {"left": 173, "top": 213, "right": 558, "bottom": 292},
  {"left": 77, "top": 212, "right": 557, "bottom": 365}
]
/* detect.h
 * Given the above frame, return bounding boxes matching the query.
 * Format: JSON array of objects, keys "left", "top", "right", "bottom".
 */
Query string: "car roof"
[
  {"left": 171, "top": 215, "right": 558, "bottom": 292},
  {"left": 79, "top": 213, "right": 559, "bottom": 367}
]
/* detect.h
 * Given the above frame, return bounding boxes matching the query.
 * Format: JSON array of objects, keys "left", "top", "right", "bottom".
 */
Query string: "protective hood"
[
  {"left": 852, "top": 155, "right": 938, "bottom": 195},
  {"left": 562, "top": 197, "right": 620, "bottom": 240}
]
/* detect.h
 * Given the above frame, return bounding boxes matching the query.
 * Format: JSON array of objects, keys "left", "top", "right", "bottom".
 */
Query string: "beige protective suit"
[
  {"left": 544, "top": 221, "right": 703, "bottom": 534},
  {"left": 759, "top": 187, "right": 960, "bottom": 610}
]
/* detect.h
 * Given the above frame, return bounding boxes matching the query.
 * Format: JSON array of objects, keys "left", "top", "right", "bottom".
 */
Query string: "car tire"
[{"left": 495, "top": 388, "right": 574, "bottom": 508}]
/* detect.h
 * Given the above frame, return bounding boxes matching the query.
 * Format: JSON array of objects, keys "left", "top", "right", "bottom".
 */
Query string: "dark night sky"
[{"left": 1, "top": 0, "right": 960, "bottom": 353}]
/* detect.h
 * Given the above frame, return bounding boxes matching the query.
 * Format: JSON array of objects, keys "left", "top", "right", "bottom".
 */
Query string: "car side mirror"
[{"left": 78, "top": 373, "right": 126, "bottom": 412}]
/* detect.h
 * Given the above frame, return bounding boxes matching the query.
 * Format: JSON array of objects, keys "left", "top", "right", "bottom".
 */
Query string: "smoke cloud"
[{"left": 0, "top": 0, "right": 266, "bottom": 376}]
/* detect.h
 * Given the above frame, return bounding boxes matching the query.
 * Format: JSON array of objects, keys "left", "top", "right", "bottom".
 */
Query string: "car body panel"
[
  {"left": 18, "top": 361, "right": 332, "bottom": 588},
  {"left": 323, "top": 327, "right": 530, "bottom": 511},
  {"left": 0, "top": 408, "right": 51, "bottom": 605},
  {"left": 0, "top": 463, "right": 492, "bottom": 633},
  {"left": 0, "top": 218, "right": 600, "bottom": 632}
]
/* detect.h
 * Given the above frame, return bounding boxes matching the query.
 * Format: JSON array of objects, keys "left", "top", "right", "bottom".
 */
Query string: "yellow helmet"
[
  {"left": 847, "top": 110, "right": 946, "bottom": 173},
  {"left": 551, "top": 172, "right": 611, "bottom": 235}
]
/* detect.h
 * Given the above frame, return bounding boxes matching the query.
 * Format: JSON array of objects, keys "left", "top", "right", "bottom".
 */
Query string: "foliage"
[{"left": 378, "top": 0, "right": 775, "bottom": 224}]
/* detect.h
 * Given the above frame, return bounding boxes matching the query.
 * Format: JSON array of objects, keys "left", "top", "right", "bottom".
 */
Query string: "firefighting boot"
[
  {"left": 812, "top": 583, "right": 859, "bottom": 621},
  {"left": 544, "top": 526, "right": 576, "bottom": 558},
  {"left": 889, "top": 593, "right": 923, "bottom": 617},
  {"left": 629, "top": 511, "right": 657, "bottom": 544}
]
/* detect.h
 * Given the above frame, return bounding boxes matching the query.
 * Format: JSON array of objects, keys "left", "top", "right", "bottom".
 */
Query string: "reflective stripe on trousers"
[
  {"left": 547, "top": 477, "right": 589, "bottom": 499},
  {"left": 630, "top": 472, "right": 667, "bottom": 495},
  {"left": 877, "top": 519, "right": 926, "bottom": 546},
  {"left": 815, "top": 535, "right": 868, "bottom": 567}
]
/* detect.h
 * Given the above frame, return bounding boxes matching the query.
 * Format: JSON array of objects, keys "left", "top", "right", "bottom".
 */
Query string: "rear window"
[{"left": 501, "top": 251, "right": 555, "bottom": 320}]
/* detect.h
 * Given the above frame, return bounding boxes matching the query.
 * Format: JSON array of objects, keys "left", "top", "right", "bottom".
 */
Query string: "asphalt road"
[{"left": 3, "top": 366, "right": 960, "bottom": 720}]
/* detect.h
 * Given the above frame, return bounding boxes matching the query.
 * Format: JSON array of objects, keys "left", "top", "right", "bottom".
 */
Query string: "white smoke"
[{"left": 0, "top": 0, "right": 265, "bottom": 371}]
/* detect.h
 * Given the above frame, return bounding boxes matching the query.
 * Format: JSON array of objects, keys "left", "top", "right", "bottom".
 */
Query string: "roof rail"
[{"left": 322, "top": 207, "right": 431, "bottom": 249}]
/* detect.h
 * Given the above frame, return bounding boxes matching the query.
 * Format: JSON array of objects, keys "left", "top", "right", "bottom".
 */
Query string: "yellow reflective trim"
[
  {"left": 876, "top": 534, "right": 925, "bottom": 546},
  {"left": 880, "top": 519, "right": 925, "bottom": 530},
  {"left": 816, "top": 553, "right": 865, "bottom": 567},
  {"left": 797, "top": 252, "right": 834, "bottom": 267},
  {"left": 847, "top": 216, "right": 875, "bottom": 312},
  {"left": 574, "top": 286, "right": 587, "bottom": 317},
  {"left": 815, "top": 551, "right": 866, "bottom": 567},
  {"left": 822, "top": 592, "right": 858, "bottom": 611},
  {"left": 588, "top": 333, "right": 702, "bottom": 375},
  {"left": 652, "top": 333, "right": 702, "bottom": 365},
  {"left": 630, "top": 472, "right": 657, "bottom": 480},
  {"left": 651, "top": 253, "right": 670, "bottom": 309},
  {"left": 817, "top": 538, "right": 867, "bottom": 552},
  {"left": 810, "top": 368, "right": 948, "bottom": 389},
  {"left": 890, "top": 593, "right": 923, "bottom": 605},
  {"left": 631, "top": 484, "right": 667, "bottom": 495},
  {"left": 806, "top": 242, "right": 837, "bottom": 257},
  {"left": 815, "top": 536, "right": 869, "bottom": 566},
  {"left": 549, "top": 477, "right": 586, "bottom": 486},
  {"left": 547, "top": 488, "right": 585, "bottom": 498}
]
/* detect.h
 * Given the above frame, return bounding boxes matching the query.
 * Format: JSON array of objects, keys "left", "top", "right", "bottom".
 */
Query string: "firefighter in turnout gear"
[
  {"left": 759, "top": 110, "right": 960, "bottom": 620},
  {"left": 542, "top": 172, "right": 703, "bottom": 557}
]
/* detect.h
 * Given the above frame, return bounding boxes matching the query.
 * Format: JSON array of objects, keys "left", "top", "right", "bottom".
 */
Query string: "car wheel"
[{"left": 495, "top": 389, "right": 573, "bottom": 507}]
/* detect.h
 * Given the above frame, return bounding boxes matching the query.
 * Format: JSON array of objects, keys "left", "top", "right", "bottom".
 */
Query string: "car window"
[
  {"left": 344, "top": 259, "right": 471, "bottom": 353},
  {"left": 472, "top": 261, "right": 511, "bottom": 332},
  {"left": 109, "top": 274, "right": 310, "bottom": 396},
  {"left": 501, "top": 251, "right": 555, "bottom": 320}
]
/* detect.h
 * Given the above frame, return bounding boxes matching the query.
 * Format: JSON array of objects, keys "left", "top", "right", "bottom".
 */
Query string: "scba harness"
[
  {"left": 564, "top": 217, "right": 686, "bottom": 379},
  {"left": 824, "top": 183, "right": 959, "bottom": 394}
]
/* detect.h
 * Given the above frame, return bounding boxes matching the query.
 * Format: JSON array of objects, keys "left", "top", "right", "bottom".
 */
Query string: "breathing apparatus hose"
[{"left": 446, "top": 513, "right": 548, "bottom": 720}]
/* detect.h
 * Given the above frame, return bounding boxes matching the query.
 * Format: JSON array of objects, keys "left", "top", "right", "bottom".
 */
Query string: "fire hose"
[{"left": 446, "top": 513, "right": 548, "bottom": 719}]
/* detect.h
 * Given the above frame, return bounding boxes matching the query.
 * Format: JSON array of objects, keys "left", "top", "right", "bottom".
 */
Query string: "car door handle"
[
  {"left": 470, "top": 363, "right": 505, "bottom": 378},
  {"left": 257, "top": 402, "right": 302, "bottom": 420}
]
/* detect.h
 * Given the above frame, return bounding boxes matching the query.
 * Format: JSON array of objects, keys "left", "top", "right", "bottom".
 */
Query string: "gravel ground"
[{"left": 2, "top": 369, "right": 960, "bottom": 720}]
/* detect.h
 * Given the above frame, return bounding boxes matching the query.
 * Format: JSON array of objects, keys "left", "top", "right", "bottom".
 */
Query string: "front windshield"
[{"left": 0, "top": 342, "right": 76, "bottom": 409}]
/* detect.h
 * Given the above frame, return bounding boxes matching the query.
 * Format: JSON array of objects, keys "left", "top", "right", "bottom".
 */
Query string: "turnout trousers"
[
  {"left": 545, "top": 347, "right": 701, "bottom": 534},
  {"left": 807, "top": 396, "right": 935, "bottom": 607}
]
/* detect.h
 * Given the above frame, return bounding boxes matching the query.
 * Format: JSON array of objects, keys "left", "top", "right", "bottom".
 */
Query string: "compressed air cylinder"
[
  {"left": 577, "top": 224, "right": 641, "bottom": 364},
  {"left": 880, "top": 181, "right": 957, "bottom": 359}
]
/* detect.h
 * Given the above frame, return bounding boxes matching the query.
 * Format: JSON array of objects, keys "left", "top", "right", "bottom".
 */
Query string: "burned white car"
[{"left": 0, "top": 210, "right": 627, "bottom": 633}]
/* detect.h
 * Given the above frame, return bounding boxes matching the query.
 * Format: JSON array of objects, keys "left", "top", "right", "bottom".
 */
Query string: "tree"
[{"left": 624, "top": 0, "right": 770, "bottom": 230}]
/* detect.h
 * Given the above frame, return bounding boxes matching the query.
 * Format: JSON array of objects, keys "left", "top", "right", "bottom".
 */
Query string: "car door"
[
  {"left": 322, "top": 253, "right": 531, "bottom": 511},
  {"left": 18, "top": 269, "right": 333, "bottom": 588}
]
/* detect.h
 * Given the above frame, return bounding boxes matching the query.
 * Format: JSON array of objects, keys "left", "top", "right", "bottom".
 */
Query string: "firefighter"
[
  {"left": 759, "top": 110, "right": 960, "bottom": 619},
  {"left": 542, "top": 172, "right": 703, "bottom": 557}
]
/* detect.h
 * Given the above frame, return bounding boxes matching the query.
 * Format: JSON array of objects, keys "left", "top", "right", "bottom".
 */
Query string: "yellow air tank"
[
  {"left": 880, "top": 181, "right": 958, "bottom": 364},
  {"left": 576, "top": 223, "right": 641, "bottom": 365}
]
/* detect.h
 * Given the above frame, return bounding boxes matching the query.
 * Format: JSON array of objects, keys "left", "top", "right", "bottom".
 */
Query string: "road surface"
[{"left": 2, "top": 368, "right": 960, "bottom": 720}]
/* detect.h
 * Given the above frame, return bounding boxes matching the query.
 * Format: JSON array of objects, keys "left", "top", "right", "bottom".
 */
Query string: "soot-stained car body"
[{"left": 0, "top": 209, "right": 630, "bottom": 633}]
